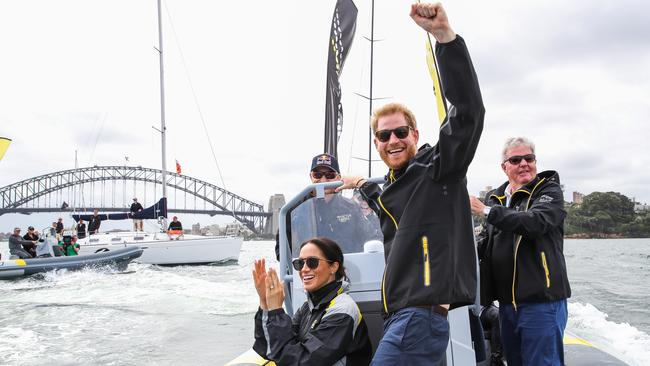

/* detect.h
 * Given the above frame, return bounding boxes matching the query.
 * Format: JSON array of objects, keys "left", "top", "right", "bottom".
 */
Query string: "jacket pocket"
[
  {"left": 422, "top": 236, "right": 430, "bottom": 287},
  {"left": 541, "top": 251, "right": 550, "bottom": 288}
]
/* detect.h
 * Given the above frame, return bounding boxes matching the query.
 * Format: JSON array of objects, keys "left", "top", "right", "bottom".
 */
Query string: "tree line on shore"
[{"left": 565, "top": 191, "right": 650, "bottom": 238}]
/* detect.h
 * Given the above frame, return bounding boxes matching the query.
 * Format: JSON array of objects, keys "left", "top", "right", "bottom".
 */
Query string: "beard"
[{"left": 379, "top": 142, "right": 418, "bottom": 170}]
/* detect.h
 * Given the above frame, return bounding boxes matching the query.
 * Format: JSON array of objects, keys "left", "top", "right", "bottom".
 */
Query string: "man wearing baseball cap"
[{"left": 292, "top": 153, "right": 381, "bottom": 254}]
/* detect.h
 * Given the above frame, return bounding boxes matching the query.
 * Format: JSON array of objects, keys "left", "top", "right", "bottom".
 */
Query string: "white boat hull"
[{"left": 77, "top": 232, "right": 242, "bottom": 265}]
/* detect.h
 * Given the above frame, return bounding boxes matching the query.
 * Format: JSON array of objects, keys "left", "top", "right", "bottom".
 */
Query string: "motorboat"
[
  {"left": 227, "top": 180, "right": 629, "bottom": 365},
  {"left": 0, "top": 246, "right": 142, "bottom": 280}
]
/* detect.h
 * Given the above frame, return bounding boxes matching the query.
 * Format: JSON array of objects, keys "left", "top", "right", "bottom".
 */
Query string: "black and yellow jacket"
[
  {"left": 478, "top": 170, "right": 571, "bottom": 307},
  {"left": 359, "top": 35, "right": 484, "bottom": 314},
  {"left": 253, "top": 281, "right": 371, "bottom": 366}
]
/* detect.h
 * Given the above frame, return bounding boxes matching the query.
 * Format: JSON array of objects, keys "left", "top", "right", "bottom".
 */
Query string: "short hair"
[
  {"left": 371, "top": 102, "right": 417, "bottom": 133},
  {"left": 502, "top": 137, "right": 535, "bottom": 162},
  {"left": 300, "top": 237, "right": 347, "bottom": 281}
]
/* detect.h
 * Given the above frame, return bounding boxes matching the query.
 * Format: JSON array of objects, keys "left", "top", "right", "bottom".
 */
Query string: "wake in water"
[{"left": 569, "top": 302, "right": 650, "bottom": 366}]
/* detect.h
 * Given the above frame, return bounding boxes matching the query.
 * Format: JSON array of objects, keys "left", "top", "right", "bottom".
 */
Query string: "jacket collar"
[
  {"left": 384, "top": 144, "right": 430, "bottom": 184},
  {"left": 489, "top": 170, "right": 560, "bottom": 205},
  {"left": 306, "top": 280, "right": 349, "bottom": 310}
]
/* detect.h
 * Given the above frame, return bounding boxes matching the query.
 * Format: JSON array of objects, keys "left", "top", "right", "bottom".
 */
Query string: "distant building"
[
  {"left": 264, "top": 194, "right": 286, "bottom": 235},
  {"left": 573, "top": 191, "right": 584, "bottom": 204},
  {"left": 225, "top": 222, "right": 254, "bottom": 239},
  {"left": 191, "top": 223, "right": 201, "bottom": 235},
  {"left": 634, "top": 202, "right": 650, "bottom": 213}
]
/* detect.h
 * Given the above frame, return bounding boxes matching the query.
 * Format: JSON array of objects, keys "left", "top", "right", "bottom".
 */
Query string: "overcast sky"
[{"left": 1, "top": 0, "right": 649, "bottom": 231}]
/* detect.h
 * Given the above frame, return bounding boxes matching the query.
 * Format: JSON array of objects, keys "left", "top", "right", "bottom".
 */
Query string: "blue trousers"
[
  {"left": 371, "top": 307, "right": 449, "bottom": 366},
  {"left": 499, "top": 299, "right": 568, "bottom": 366}
]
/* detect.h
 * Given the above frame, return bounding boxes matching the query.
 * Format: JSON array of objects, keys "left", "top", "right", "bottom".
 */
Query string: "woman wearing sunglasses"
[{"left": 252, "top": 237, "right": 372, "bottom": 365}]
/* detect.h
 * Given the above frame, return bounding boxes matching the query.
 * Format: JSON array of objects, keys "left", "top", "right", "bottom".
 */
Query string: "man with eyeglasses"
[
  {"left": 288, "top": 153, "right": 380, "bottom": 256},
  {"left": 470, "top": 137, "right": 570, "bottom": 366},
  {"left": 338, "top": 3, "right": 484, "bottom": 364}
]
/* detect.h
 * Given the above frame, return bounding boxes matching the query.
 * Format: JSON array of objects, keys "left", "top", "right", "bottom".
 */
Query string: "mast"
[
  {"left": 367, "top": 0, "right": 375, "bottom": 177},
  {"left": 156, "top": 0, "right": 168, "bottom": 228}
]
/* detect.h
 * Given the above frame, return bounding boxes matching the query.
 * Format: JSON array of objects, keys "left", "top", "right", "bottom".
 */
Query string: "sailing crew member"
[
  {"left": 88, "top": 209, "right": 101, "bottom": 235},
  {"left": 252, "top": 237, "right": 372, "bottom": 365},
  {"left": 167, "top": 216, "right": 183, "bottom": 240},
  {"left": 76, "top": 219, "right": 87, "bottom": 239},
  {"left": 130, "top": 198, "right": 144, "bottom": 231},
  {"left": 56, "top": 217, "right": 64, "bottom": 241},
  {"left": 22, "top": 226, "right": 40, "bottom": 257},
  {"left": 63, "top": 235, "right": 81, "bottom": 256},
  {"left": 9, "top": 227, "right": 37, "bottom": 259},
  {"left": 339, "top": 3, "right": 484, "bottom": 363},
  {"left": 470, "top": 137, "right": 571, "bottom": 366}
]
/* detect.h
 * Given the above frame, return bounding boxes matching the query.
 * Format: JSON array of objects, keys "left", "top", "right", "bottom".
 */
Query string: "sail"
[
  {"left": 72, "top": 198, "right": 167, "bottom": 222},
  {"left": 0, "top": 137, "right": 11, "bottom": 161},
  {"left": 425, "top": 35, "right": 448, "bottom": 125},
  {"left": 324, "top": 0, "right": 358, "bottom": 157}
]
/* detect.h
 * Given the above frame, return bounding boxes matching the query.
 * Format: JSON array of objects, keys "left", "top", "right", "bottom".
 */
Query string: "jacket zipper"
[
  {"left": 511, "top": 236, "right": 522, "bottom": 311},
  {"left": 510, "top": 178, "right": 546, "bottom": 311},
  {"left": 422, "top": 236, "right": 430, "bottom": 287},
  {"left": 377, "top": 195, "right": 398, "bottom": 314},
  {"left": 541, "top": 251, "right": 550, "bottom": 288}
]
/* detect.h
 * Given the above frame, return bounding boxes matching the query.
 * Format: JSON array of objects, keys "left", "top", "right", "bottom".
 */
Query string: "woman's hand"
[
  {"left": 265, "top": 268, "right": 285, "bottom": 311},
  {"left": 252, "top": 259, "right": 268, "bottom": 310}
]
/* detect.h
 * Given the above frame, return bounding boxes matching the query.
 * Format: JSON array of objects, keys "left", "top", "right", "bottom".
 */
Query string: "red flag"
[{"left": 175, "top": 160, "right": 181, "bottom": 174}]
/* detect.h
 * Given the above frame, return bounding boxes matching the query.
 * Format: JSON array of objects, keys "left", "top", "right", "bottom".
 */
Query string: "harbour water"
[{"left": 1, "top": 238, "right": 649, "bottom": 365}]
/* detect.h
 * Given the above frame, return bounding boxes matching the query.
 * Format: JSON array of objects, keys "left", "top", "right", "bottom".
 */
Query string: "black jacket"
[
  {"left": 168, "top": 221, "right": 182, "bottom": 231},
  {"left": 130, "top": 202, "right": 144, "bottom": 214},
  {"left": 253, "top": 281, "right": 371, "bottom": 366},
  {"left": 478, "top": 170, "right": 571, "bottom": 307},
  {"left": 88, "top": 216, "right": 101, "bottom": 234},
  {"left": 359, "top": 35, "right": 484, "bottom": 314}
]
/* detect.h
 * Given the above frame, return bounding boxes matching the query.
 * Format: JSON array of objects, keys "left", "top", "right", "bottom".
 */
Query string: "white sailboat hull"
[{"left": 77, "top": 232, "right": 242, "bottom": 265}]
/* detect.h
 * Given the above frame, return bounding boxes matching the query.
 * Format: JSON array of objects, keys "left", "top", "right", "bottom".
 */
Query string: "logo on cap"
[{"left": 317, "top": 154, "right": 332, "bottom": 167}]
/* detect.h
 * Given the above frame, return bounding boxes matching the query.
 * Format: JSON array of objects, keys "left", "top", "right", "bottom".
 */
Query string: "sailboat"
[{"left": 74, "top": 0, "right": 242, "bottom": 266}]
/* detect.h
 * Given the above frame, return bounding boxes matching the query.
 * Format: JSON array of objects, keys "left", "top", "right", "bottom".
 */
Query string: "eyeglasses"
[
  {"left": 374, "top": 126, "right": 412, "bottom": 143},
  {"left": 311, "top": 171, "right": 338, "bottom": 180},
  {"left": 504, "top": 154, "right": 536, "bottom": 165},
  {"left": 292, "top": 257, "right": 333, "bottom": 271}
]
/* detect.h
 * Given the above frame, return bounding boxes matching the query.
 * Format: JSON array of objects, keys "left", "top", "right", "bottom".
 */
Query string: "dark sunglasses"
[
  {"left": 374, "top": 126, "right": 412, "bottom": 143},
  {"left": 292, "top": 257, "right": 333, "bottom": 271},
  {"left": 504, "top": 154, "right": 536, "bottom": 165},
  {"left": 311, "top": 171, "right": 338, "bottom": 180}
]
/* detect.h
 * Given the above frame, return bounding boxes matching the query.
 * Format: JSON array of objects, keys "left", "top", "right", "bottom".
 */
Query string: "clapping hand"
[
  {"left": 252, "top": 259, "right": 268, "bottom": 310},
  {"left": 265, "top": 268, "right": 285, "bottom": 311}
]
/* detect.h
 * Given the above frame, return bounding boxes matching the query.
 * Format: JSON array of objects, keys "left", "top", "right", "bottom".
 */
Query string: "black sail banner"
[{"left": 324, "top": 0, "right": 358, "bottom": 157}]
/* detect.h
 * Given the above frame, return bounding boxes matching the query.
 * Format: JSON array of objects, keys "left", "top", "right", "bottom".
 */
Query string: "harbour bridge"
[{"left": 0, "top": 165, "right": 272, "bottom": 234}]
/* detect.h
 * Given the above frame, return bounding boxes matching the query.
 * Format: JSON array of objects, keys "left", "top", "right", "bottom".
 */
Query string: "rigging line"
[
  {"left": 346, "top": 66, "right": 366, "bottom": 174},
  {"left": 81, "top": 112, "right": 109, "bottom": 212},
  {"left": 163, "top": 2, "right": 236, "bottom": 220},
  {"left": 87, "top": 112, "right": 109, "bottom": 166}
]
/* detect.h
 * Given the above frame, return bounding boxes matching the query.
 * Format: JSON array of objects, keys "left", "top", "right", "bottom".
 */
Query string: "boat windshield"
[{"left": 289, "top": 193, "right": 383, "bottom": 255}]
